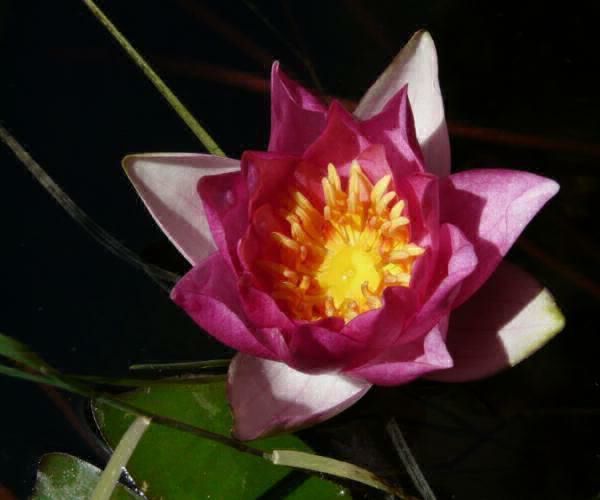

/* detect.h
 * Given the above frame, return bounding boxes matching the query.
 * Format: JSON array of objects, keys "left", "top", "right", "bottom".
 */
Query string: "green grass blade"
[
  {"left": 269, "top": 449, "right": 405, "bottom": 497},
  {"left": 0, "top": 125, "right": 179, "bottom": 290},
  {"left": 91, "top": 416, "right": 151, "bottom": 500},
  {"left": 387, "top": 418, "right": 436, "bottom": 500},
  {"left": 0, "top": 364, "right": 77, "bottom": 393},
  {"left": 0, "top": 332, "right": 55, "bottom": 373},
  {"left": 81, "top": 0, "right": 226, "bottom": 156},
  {"left": 129, "top": 359, "right": 230, "bottom": 372}
]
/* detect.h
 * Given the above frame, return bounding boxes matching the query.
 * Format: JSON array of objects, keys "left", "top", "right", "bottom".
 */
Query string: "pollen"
[{"left": 263, "top": 160, "right": 424, "bottom": 322}]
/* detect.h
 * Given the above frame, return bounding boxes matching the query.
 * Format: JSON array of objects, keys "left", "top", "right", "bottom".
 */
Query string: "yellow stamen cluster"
[{"left": 262, "top": 160, "right": 424, "bottom": 322}]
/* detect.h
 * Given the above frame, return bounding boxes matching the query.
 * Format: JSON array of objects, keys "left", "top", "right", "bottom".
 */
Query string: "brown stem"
[
  {"left": 0, "top": 484, "right": 17, "bottom": 500},
  {"left": 518, "top": 238, "right": 600, "bottom": 301}
]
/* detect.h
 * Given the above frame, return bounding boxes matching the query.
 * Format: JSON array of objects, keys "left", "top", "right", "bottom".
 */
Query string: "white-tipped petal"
[
  {"left": 229, "top": 354, "right": 371, "bottom": 440},
  {"left": 123, "top": 153, "right": 240, "bottom": 265},
  {"left": 429, "top": 262, "right": 565, "bottom": 382},
  {"left": 355, "top": 31, "right": 451, "bottom": 176}
]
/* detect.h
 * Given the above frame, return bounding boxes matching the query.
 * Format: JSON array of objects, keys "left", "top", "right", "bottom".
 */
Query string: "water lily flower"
[{"left": 124, "top": 31, "right": 564, "bottom": 440}]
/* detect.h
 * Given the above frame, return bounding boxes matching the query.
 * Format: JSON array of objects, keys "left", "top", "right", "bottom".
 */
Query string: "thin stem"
[
  {"left": 0, "top": 125, "right": 178, "bottom": 291},
  {"left": 518, "top": 237, "right": 600, "bottom": 301},
  {"left": 81, "top": 0, "right": 225, "bottom": 157},
  {"left": 129, "top": 359, "right": 231, "bottom": 372},
  {"left": 37, "top": 384, "right": 110, "bottom": 462},
  {"left": 387, "top": 418, "right": 436, "bottom": 500},
  {"left": 280, "top": 1, "right": 325, "bottom": 95},
  {"left": 0, "top": 364, "right": 79, "bottom": 393},
  {"left": 90, "top": 416, "right": 151, "bottom": 500},
  {"left": 2, "top": 358, "right": 402, "bottom": 495},
  {"left": 175, "top": 0, "right": 272, "bottom": 67},
  {"left": 76, "top": 373, "right": 226, "bottom": 387},
  {"left": 1, "top": 359, "right": 264, "bottom": 458},
  {"left": 242, "top": 0, "right": 325, "bottom": 94}
]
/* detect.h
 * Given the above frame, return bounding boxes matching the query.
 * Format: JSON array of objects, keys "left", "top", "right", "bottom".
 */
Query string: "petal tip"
[
  {"left": 429, "top": 263, "right": 566, "bottom": 383},
  {"left": 507, "top": 288, "right": 565, "bottom": 367},
  {"left": 412, "top": 29, "right": 434, "bottom": 45},
  {"left": 121, "top": 154, "right": 134, "bottom": 172}
]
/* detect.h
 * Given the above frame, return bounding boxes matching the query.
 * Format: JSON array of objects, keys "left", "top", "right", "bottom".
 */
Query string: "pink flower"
[{"left": 124, "top": 31, "right": 564, "bottom": 440}]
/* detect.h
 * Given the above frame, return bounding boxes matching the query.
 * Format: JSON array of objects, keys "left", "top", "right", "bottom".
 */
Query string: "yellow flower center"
[{"left": 263, "top": 160, "right": 424, "bottom": 322}]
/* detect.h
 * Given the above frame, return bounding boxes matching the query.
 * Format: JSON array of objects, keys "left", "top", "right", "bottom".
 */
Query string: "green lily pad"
[
  {"left": 93, "top": 381, "right": 349, "bottom": 499},
  {"left": 32, "top": 452, "right": 142, "bottom": 500}
]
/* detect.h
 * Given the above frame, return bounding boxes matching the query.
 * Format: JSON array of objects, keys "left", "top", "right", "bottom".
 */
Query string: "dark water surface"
[{"left": 1, "top": 1, "right": 599, "bottom": 498}]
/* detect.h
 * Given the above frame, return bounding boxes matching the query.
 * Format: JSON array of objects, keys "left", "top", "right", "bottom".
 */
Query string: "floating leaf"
[
  {"left": 32, "top": 453, "right": 142, "bottom": 500},
  {"left": 93, "top": 381, "right": 349, "bottom": 499}
]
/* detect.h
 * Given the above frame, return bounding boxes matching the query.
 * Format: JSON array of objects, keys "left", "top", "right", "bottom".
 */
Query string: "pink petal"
[
  {"left": 228, "top": 353, "right": 371, "bottom": 440},
  {"left": 286, "top": 322, "right": 363, "bottom": 373},
  {"left": 302, "top": 101, "right": 370, "bottom": 172},
  {"left": 171, "top": 254, "right": 274, "bottom": 360},
  {"left": 198, "top": 171, "right": 249, "bottom": 273},
  {"left": 394, "top": 172, "right": 439, "bottom": 248},
  {"left": 429, "top": 261, "right": 565, "bottom": 382},
  {"left": 346, "top": 317, "right": 452, "bottom": 386},
  {"left": 354, "top": 144, "right": 394, "bottom": 185},
  {"left": 406, "top": 223, "right": 478, "bottom": 339},
  {"left": 339, "top": 223, "right": 474, "bottom": 380},
  {"left": 268, "top": 63, "right": 328, "bottom": 155},
  {"left": 241, "top": 151, "right": 299, "bottom": 212},
  {"left": 344, "top": 224, "right": 476, "bottom": 384},
  {"left": 360, "top": 85, "right": 425, "bottom": 176},
  {"left": 440, "top": 169, "right": 559, "bottom": 307},
  {"left": 340, "top": 285, "right": 420, "bottom": 367},
  {"left": 288, "top": 101, "right": 371, "bottom": 205},
  {"left": 237, "top": 273, "right": 365, "bottom": 373},
  {"left": 238, "top": 273, "right": 294, "bottom": 330},
  {"left": 123, "top": 153, "right": 240, "bottom": 265},
  {"left": 354, "top": 31, "right": 450, "bottom": 177}
]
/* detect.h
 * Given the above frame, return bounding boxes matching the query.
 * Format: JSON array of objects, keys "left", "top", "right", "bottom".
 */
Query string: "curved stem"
[{"left": 0, "top": 125, "right": 179, "bottom": 290}]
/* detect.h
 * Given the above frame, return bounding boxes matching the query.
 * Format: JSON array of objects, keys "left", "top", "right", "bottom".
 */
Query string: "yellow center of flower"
[{"left": 263, "top": 160, "right": 424, "bottom": 322}]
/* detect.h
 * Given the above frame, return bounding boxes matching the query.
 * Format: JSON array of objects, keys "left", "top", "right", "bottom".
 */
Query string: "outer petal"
[
  {"left": 123, "top": 153, "right": 240, "bottom": 265},
  {"left": 171, "top": 254, "right": 274, "bottom": 360},
  {"left": 229, "top": 353, "right": 371, "bottom": 440},
  {"left": 354, "top": 31, "right": 450, "bottom": 176},
  {"left": 440, "top": 169, "right": 559, "bottom": 307},
  {"left": 429, "top": 261, "right": 565, "bottom": 382},
  {"left": 268, "top": 62, "right": 328, "bottom": 155},
  {"left": 346, "top": 317, "right": 452, "bottom": 386}
]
